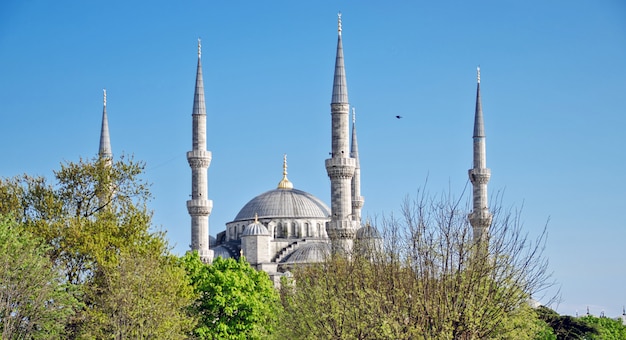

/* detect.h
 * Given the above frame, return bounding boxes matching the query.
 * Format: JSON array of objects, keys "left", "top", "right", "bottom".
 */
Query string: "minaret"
[
  {"left": 468, "top": 67, "right": 493, "bottom": 241},
  {"left": 99, "top": 89, "right": 112, "bottom": 160},
  {"left": 350, "top": 108, "right": 364, "bottom": 225},
  {"left": 325, "top": 13, "right": 357, "bottom": 253},
  {"left": 187, "top": 39, "right": 214, "bottom": 263}
]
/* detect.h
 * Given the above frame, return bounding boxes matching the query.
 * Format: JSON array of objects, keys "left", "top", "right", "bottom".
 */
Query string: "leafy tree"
[
  {"left": 579, "top": 315, "right": 626, "bottom": 340},
  {"left": 80, "top": 250, "right": 195, "bottom": 339},
  {"left": 0, "top": 214, "right": 79, "bottom": 339},
  {"left": 182, "top": 252, "right": 282, "bottom": 339},
  {"left": 0, "top": 157, "right": 195, "bottom": 338},
  {"left": 535, "top": 306, "right": 598, "bottom": 340},
  {"left": 279, "top": 190, "right": 556, "bottom": 339}
]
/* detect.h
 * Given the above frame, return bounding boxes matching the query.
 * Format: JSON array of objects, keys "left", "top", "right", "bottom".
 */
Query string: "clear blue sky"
[{"left": 1, "top": 0, "right": 625, "bottom": 317}]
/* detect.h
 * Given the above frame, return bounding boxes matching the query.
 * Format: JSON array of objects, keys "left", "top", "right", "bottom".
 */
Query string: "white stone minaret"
[
  {"left": 350, "top": 108, "right": 364, "bottom": 225},
  {"left": 187, "top": 39, "right": 213, "bottom": 263},
  {"left": 468, "top": 67, "right": 493, "bottom": 241},
  {"left": 325, "top": 13, "right": 357, "bottom": 253},
  {"left": 99, "top": 89, "right": 112, "bottom": 160}
]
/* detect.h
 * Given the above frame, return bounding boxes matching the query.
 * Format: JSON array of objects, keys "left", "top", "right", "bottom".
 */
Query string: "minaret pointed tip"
[
  {"left": 352, "top": 107, "right": 356, "bottom": 124},
  {"left": 103, "top": 88, "right": 107, "bottom": 106},
  {"left": 198, "top": 38, "right": 202, "bottom": 59},
  {"left": 477, "top": 66, "right": 481, "bottom": 84}
]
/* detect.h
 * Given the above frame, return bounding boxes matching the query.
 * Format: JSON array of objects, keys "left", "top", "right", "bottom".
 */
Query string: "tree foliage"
[
  {"left": 80, "top": 250, "right": 195, "bottom": 339},
  {"left": 0, "top": 214, "right": 79, "bottom": 339},
  {"left": 0, "top": 157, "right": 194, "bottom": 338},
  {"left": 279, "top": 189, "right": 555, "bottom": 339},
  {"left": 579, "top": 315, "right": 626, "bottom": 340},
  {"left": 182, "top": 252, "right": 282, "bottom": 339}
]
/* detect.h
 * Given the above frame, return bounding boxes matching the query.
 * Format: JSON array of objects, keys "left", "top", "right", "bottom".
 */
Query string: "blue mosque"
[{"left": 97, "top": 14, "right": 492, "bottom": 283}]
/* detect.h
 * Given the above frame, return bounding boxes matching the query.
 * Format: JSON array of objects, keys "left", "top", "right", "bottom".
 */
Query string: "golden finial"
[
  {"left": 338, "top": 12, "right": 342, "bottom": 34},
  {"left": 477, "top": 66, "right": 481, "bottom": 84},
  {"left": 277, "top": 154, "right": 293, "bottom": 189},
  {"left": 198, "top": 38, "right": 202, "bottom": 59},
  {"left": 103, "top": 89, "right": 107, "bottom": 107},
  {"left": 254, "top": 213, "right": 259, "bottom": 223}
]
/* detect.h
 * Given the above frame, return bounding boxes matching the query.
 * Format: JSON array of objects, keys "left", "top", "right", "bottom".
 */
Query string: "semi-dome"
[
  {"left": 232, "top": 188, "right": 330, "bottom": 222},
  {"left": 281, "top": 242, "right": 331, "bottom": 264}
]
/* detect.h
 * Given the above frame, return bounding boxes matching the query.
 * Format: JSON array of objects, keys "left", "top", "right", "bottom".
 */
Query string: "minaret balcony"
[
  {"left": 326, "top": 220, "right": 358, "bottom": 239},
  {"left": 325, "top": 157, "right": 356, "bottom": 179},
  {"left": 468, "top": 168, "right": 491, "bottom": 184},
  {"left": 187, "top": 199, "right": 213, "bottom": 216},
  {"left": 187, "top": 150, "right": 212, "bottom": 168}
]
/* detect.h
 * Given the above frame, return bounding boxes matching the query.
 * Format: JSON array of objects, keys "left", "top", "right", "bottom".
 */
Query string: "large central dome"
[{"left": 232, "top": 188, "right": 330, "bottom": 222}]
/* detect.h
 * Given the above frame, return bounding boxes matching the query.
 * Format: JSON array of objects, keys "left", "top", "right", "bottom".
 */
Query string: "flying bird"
[{"left": 395, "top": 115, "right": 403, "bottom": 119}]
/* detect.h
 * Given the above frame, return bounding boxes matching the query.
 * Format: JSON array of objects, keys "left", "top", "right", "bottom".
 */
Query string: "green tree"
[
  {"left": 0, "top": 214, "right": 79, "bottom": 339},
  {"left": 81, "top": 250, "right": 195, "bottom": 339},
  {"left": 182, "top": 252, "right": 282, "bottom": 339},
  {"left": 535, "top": 306, "right": 598, "bottom": 340},
  {"left": 579, "top": 315, "right": 626, "bottom": 340},
  {"left": 0, "top": 157, "right": 195, "bottom": 338}
]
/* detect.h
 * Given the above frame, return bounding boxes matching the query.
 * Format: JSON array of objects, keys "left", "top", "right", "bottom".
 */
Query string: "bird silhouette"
[{"left": 395, "top": 115, "right": 403, "bottom": 119}]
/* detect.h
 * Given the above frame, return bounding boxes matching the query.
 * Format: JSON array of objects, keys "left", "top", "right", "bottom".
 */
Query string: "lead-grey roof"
[
  {"left": 356, "top": 224, "right": 382, "bottom": 239},
  {"left": 242, "top": 222, "right": 270, "bottom": 236},
  {"left": 473, "top": 69, "right": 485, "bottom": 138},
  {"left": 99, "top": 90, "right": 112, "bottom": 158},
  {"left": 212, "top": 245, "right": 234, "bottom": 259},
  {"left": 331, "top": 31, "right": 348, "bottom": 104},
  {"left": 281, "top": 242, "right": 331, "bottom": 264},
  {"left": 231, "top": 188, "right": 330, "bottom": 222}
]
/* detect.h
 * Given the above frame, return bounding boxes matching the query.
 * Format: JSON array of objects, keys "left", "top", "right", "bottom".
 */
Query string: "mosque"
[{"left": 98, "top": 14, "right": 492, "bottom": 282}]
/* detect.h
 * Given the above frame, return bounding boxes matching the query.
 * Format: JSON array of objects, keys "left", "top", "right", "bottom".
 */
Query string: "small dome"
[
  {"left": 231, "top": 188, "right": 330, "bottom": 222},
  {"left": 356, "top": 224, "right": 382, "bottom": 239},
  {"left": 281, "top": 242, "right": 331, "bottom": 264},
  {"left": 213, "top": 245, "right": 234, "bottom": 259},
  {"left": 242, "top": 221, "right": 270, "bottom": 236}
]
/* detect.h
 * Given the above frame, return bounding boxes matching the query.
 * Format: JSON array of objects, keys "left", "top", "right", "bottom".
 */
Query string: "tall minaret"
[
  {"left": 350, "top": 108, "right": 364, "bottom": 225},
  {"left": 325, "top": 13, "right": 357, "bottom": 253},
  {"left": 99, "top": 89, "right": 112, "bottom": 160},
  {"left": 187, "top": 39, "right": 213, "bottom": 263},
  {"left": 468, "top": 67, "right": 493, "bottom": 241}
]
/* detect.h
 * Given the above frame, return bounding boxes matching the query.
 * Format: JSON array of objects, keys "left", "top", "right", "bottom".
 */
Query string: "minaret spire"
[
  {"left": 468, "top": 66, "right": 492, "bottom": 241},
  {"left": 326, "top": 13, "right": 357, "bottom": 253},
  {"left": 187, "top": 39, "right": 214, "bottom": 263},
  {"left": 351, "top": 107, "right": 364, "bottom": 224},
  {"left": 98, "top": 89, "right": 112, "bottom": 159}
]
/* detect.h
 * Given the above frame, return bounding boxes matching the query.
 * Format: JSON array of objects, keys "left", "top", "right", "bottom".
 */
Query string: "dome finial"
[
  {"left": 477, "top": 66, "right": 481, "bottom": 84},
  {"left": 277, "top": 154, "right": 294, "bottom": 189},
  {"left": 338, "top": 12, "right": 342, "bottom": 35},
  {"left": 254, "top": 212, "right": 258, "bottom": 223}
]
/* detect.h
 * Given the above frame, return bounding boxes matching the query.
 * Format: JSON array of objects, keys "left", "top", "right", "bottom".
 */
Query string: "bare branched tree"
[{"left": 279, "top": 187, "right": 556, "bottom": 340}]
